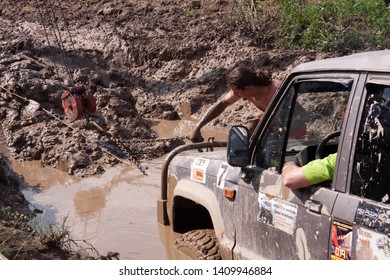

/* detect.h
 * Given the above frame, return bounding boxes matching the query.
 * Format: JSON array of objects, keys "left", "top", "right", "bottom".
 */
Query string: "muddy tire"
[{"left": 174, "top": 229, "right": 222, "bottom": 260}]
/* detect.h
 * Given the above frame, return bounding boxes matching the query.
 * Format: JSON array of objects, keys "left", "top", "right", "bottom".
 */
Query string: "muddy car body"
[{"left": 157, "top": 50, "right": 390, "bottom": 260}]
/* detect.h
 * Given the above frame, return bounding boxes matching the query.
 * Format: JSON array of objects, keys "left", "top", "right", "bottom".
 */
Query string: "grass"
[
  {"left": 276, "top": 0, "right": 390, "bottom": 51},
  {"left": 0, "top": 207, "right": 116, "bottom": 259},
  {"left": 183, "top": 7, "right": 198, "bottom": 17},
  {"left": 233, "top": 0, "right": 390, "bottom": 51}
]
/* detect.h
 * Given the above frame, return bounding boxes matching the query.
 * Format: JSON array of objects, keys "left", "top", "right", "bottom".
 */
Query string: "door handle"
[{"left": 304, "top": 199, "right": 322, "bottom": 213}]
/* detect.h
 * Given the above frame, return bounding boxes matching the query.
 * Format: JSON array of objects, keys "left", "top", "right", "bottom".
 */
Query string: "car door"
[
  {"left": 232, "top": 73, "right": 360, "bottom": 259},
  {"left": 332, "top": 75, "right": 390, "bottom": 260}
]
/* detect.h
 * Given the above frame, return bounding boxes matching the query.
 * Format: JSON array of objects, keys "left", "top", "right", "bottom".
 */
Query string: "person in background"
[
  {"left": 282, "top": 153, "right": 337, "bottom": 189},
  {"left": 189, "top": 66, "right": 281, "bottom": 143}
]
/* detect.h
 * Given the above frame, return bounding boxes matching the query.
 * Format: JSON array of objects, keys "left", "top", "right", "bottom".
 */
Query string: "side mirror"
[{"left": 227, "top": 125, "right": 250, "bottom": 167}]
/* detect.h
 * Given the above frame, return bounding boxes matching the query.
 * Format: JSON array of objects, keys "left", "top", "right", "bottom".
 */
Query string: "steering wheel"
[{"left": 315, "top": 130, "right": 341, "bottom": 159}]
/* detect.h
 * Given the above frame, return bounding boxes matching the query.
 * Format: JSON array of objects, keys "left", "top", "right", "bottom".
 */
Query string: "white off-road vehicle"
[{"left": 158, "top": 50, "right": 390, "bottom": 260}]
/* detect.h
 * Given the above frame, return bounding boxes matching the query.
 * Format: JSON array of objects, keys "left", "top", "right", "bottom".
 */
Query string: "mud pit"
[
  {"left": 0, "top": 0, "right": 340, "bottom": 259},
  {"left": 8, "top": 121, "right": 227, "bottom": 259}
]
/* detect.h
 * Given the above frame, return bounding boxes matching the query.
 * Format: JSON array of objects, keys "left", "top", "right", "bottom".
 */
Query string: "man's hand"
[
  {"left": 189, "top": 128, "right": 204, "bottom": 143},
  {"left": 281, "top": 160, "right": 311, "bottom": 189}
]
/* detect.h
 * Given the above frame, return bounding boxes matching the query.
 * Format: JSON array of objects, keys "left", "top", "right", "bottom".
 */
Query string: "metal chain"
[
  {"left": 126, "top": 136, "right": 189, "bottom": 145},
  {"left": 107, "top": 138, "right": 148, "bottom": 175},
  {"left": 104, "top": 135, "right": 191, "bottom": 175}
]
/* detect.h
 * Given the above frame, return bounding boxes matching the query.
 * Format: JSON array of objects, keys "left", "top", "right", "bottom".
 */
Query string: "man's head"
[
  {"left": 227, "top": 66, "right": 272, "bottom": 99},
  {"left": 227, "top": 66, "right": 272, "bottom": 90}
]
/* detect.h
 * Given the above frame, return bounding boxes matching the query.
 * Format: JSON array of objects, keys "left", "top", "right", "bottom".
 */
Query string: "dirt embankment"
[
  {"left": 0, "top": 0, "right": 333, "bottom": 177},
  {"left": 0, "top": 0, "right": 342, "bottom": 259}
]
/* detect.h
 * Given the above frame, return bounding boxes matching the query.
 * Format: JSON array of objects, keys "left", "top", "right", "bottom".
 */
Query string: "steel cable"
[
  {"left": 34, "top": 0, "right": 60, "bottom": 79},
  {"left": 36, "top": 0, "right": 74, "bottom": 84}
]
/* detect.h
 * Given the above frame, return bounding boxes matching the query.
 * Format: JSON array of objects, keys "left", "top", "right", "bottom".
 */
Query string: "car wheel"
[{"left": 174, "top": 229, "right": 222, "bottom": 260}]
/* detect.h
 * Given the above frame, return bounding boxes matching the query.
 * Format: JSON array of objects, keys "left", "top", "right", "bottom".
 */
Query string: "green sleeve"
[{"left": 302, "top": 153, "right": 337, "bottom": 185}]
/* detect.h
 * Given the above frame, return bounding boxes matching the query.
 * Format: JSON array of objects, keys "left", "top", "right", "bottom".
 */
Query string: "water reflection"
[{"left": 74, "top": 187, "right": 109, "bottom": 220}]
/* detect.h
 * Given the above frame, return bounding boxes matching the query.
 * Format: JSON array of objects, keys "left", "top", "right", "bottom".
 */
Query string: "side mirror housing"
[{"left": 227, "top": 125, "right": 250, "bottom": 167}]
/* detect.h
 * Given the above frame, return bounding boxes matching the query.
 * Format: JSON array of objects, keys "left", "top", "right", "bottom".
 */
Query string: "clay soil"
[{"left": 0, "top": 0, "right": 343, "bottom": 259}]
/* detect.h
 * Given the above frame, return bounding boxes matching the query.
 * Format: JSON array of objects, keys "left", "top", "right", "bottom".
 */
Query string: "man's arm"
[
  {"left": 189, "top": 91, "right": 239, "bottom": 142},
  {"left": 282, "top": 153, "right": 337, "bottom": 189}
]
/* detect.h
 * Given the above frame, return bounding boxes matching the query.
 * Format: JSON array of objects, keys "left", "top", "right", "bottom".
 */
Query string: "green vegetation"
[
  {"left": 183, "top": 7, "right": 198, "bottom": 17},
  {"left": 172, "top": 31, "right": 185, "bottom": 40},
  {"left": 238, "top": 0, "right": 390, "bottom": 51},
  {"left": 277, "top": 0, "right": 389, "bottom": 51},
  {"left": 0, "top": 207, "right": 110, "bottom": 259}
]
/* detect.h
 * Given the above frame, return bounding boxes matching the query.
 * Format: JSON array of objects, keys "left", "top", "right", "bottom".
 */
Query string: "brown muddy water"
[{"left": 9, "top": 120, "right": 228, "bottom": 260}]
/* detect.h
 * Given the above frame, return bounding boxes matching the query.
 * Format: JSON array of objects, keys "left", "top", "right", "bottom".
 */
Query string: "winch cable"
[
  {"left": 7, "top": 0, "right": 195, "bottom": 175},
  {"left": 35, "top": 0, "right": 75, "bottom": 85},
  {"left": 55, "top": 0, "right": 76, "bottom": 51},
  {"left": 34, "top": 0, "right": 60, "bottom": 79},
  {"left": 45, "top": 0, "right": 75, "bottom": 84}
]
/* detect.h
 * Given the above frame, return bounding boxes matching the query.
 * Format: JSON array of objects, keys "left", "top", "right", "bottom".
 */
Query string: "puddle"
[
  {"left": 148, "top": 118, "right": 228, "bottom": 141},
  {"left": 16, "top": 160, "right": 165, "bottom": 260},
  {"left": 9, "top": 119, "right": 228, "bottom": 259}
]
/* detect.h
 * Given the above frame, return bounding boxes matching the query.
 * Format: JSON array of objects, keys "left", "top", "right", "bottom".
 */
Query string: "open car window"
[{"left": 255, "top": 78, "right": 353, "bottom": 171}]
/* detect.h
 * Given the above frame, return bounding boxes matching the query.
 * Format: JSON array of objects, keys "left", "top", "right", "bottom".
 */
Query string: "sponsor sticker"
[
  {"left": 331, "top": 221, "right": 352, "bottom": 260},
  {"left": 190, "top": 158, "right": 210, "bottom": 184},
  {"left": 354, "top": 201, "right": 390, "bottom": 235},
  {"left": 257, "top": 193, "right": 298, "bottom": 235},
  {"left": 356, "top": 227, "right": 390, "bottom": 259}
]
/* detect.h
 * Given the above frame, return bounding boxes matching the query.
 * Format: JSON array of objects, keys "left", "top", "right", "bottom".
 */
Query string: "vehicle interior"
[
  {"left": 250, "top": 78, "right": 352, "bottom": 173},
  {"left": 283, "top": 80, "right": 351, "bottom": 167}
]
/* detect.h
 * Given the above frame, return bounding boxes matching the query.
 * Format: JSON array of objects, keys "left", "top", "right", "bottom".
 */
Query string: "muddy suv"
[{"left": 157, "top": 50, "right": 390, "bottom": 260}]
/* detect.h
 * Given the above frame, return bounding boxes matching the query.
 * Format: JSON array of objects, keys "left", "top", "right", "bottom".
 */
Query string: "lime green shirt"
[{"left": 302, "top": 153, "right": 337, "bottom": 184}]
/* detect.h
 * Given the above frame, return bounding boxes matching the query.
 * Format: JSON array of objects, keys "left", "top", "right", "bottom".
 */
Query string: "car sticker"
[
  {"left": 331, "top": 221, "right": 352, "bottom": 260},
  {"left": 257, "top": 193, "right": 298, "bottom": 235},
  {"left": 356, "top": 227, "right": 390, "bottom": 259},
  {"left": 216, "top": 163, "right": 229, "bottom": 189},
  {"left": 190, "top": 158, "right": 210, "bottom": 184},
  {"left": 354, "top": 201, "right": 390, "bottom": 235}
]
